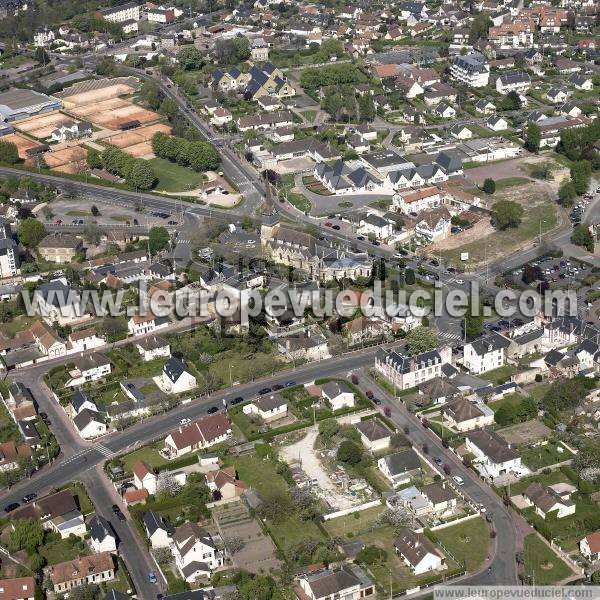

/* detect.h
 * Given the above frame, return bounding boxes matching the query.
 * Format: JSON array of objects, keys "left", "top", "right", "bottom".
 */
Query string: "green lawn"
[
  {"left": 522, "top": 533, "right": 572, "bottom": 584},
  {"left": 508, "top": 470, "right": 572, "bottom": 496},
  {"left": 121, "top": 441, "right": 170, "bottom": 473},
  {"left": 433, "top": 517, "right": 490, "bottom": 571},
  {"left": 323, "top": 505, "right": 383, "bottom": 538},
  {"left": 0, "top": 315, "right": 39, "bottom": 338},
  {"left": 150, "top": 157, "right": 205, "bottom": 192},
  {"left": 39, "top": 535, "right": 89, "bottom": 565},
  {"left": 482, "top": 365, "right": 517, "bottom": 385},
  {"left": 520, "top": 442, "right": 574, "bottom": 470},
  {"left": 0, "top": 398, "right": 21, "bottom": 444}
]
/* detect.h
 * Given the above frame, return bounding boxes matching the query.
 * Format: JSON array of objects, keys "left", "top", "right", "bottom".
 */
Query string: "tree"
[
  {"left": 405, "top": 326, "right": 439, "bottom": 355},
  {"left": 404, "top": 268, "right": 415, "bottom": 285},
  {"left": 469, "top": 12, "right": 491, "bottom": 43},
  {"left": 358, "top": 94, "right": 376, "bottom": 122},
  {"left": 18, "top": 218, "right": 46, "bottom": 247},
  {"left": 149, "top": 226, "right": 170, "bottom": 255},
  {"left": 140, "top": 79, "right": 162, "bottom": 110},
  {"left": 319, "top": 418, "right": 340, "bottom": 440},
  {"left": 90, "top": 205, "right": 100, "bottom": 216},
  {"left": 127, "top": 160, "right": 156, "bottom": 190},
  {"left": 558, "top": 179, "right": 577, "bottom": 206},
  {"left": 483, "top": 178, "right": 496, "bottom": 194},
  {"left": 67, "top": 584, "right": 100, "bottom": 600},
  {"left": 9, "top": 518, "right": 44, "bottom": 553},
  {"left": 356, "top": 545, "right": 387, "bottom": 565},
  {"left": 87, "top": 147, "right": 102, "bottom": 170},
  {"left": 83, "top": 223, "right": 102, "bottom": 245},
  {"left": 0, "top": 140, "right": 19, "bottom": 164},
  {"left": 336, "top": 440, "right": 362, "bottom": 465},
  {"left": 160, "top": 98, "right": 179, "bottom": 120},
  {"left": 570, "top": 160, "right": 591, "bottom": 195},
  {"left": 465, "top": 296, "right": 484, "bottom": 340},
  {"left": 522, "top": 264, "right": 544, "bottom": 284},
  {"left": 157, "top": 470, "right": 182, "bottom": 497},
  {"left": 177, "top": 46, "right": 205, "bottom": 70},
  {"left": 571, "top": 224, "right": 594, "bottom": 252},
  {"left": 490, "top": 200, "right": 523, "bottom": 230},
  {"left": 525, "top": 121, "right": 541, "bottom": 153}
]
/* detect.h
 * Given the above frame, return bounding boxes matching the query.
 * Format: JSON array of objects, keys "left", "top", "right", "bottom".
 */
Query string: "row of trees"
[
  {"left": 151, "top": 132, "right": 220, "bottom": 172},
  {"left": 87, "top": 146, "right": 155, "bottom": 190}
]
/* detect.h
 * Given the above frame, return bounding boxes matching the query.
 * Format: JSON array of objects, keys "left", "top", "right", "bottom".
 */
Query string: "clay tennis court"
[
  {"left": 2, "top": 133, "right": 40, "bottom": 159},
  {"left": 104, "top": 123, "right": 171, "bottom": 159},
  {"left": 70, "top": 99, "right": 160, "bottom": 130},
  {"left": 60, "top": 82, "right": 138, "bottom": 109},
  {"left": 15, "top": 112, "right": 76, "bottom": 140},
  {"left": 42, "top": 146, "right": 87, "bottom": 172}
]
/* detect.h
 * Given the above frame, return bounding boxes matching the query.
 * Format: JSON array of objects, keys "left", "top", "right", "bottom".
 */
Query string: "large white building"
[
  {"left": 0, "top": 217, "right": 19, "bottom": 277},
  {"left": 462, "top": 332, "right": 511, "bottom": 375},
  {"left": 465, "top": 429, "right": 526, "bottom": 480},
  {"left": 98, "top": 2, "right": 140, "bottom": 22},
  {"left": 450, "top": 53, "right": 490, "bottom": 87}
]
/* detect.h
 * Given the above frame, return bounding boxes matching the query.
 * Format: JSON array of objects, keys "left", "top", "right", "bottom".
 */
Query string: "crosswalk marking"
[
  {"left": 94, "top": 444, "right": 115, "bottom": 458},
  {"left": 61, "top": 448, "right": 91, "bottom": 465}
]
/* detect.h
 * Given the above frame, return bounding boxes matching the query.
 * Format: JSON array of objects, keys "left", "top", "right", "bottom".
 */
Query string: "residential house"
[
  {"left": 343, "top": 316, "right": 386, "bottom": 346},
  {"left": 522, "top": 481, "right": 575, "bottom": 519},
  {"left": 133, "top": 460, "right": 158, "bottom": 495},
  {"left": 416, "top": 377, "right": 460, "bottom": 406},
  {"left": 0, "top": 217, "right": 19, "bottom": 278},
  {"left": 98, "top": 2, "right": 140, "bottom": 22},
  {"left": 355, "top": 418, "right": 392, "bottom": 452},
  {"left": 378, "top": 449, "right": 422, "bottom": 487},
  {"left": 10, "top": 489, "right": 86, "bottom": 538},
  {"left": 433, "top": 103, "right": 456, "bottom": 119},
  {"left": 243, "top": 394, "right": 288, "bottom": 422},
  {"left": 50, "top": 120, "right": 92, "bottom": 142},
  {"left": 67, "top": 328, "right": 105, "bottom": 353},
  {"left": 394, "top": 528, "right": 444, "bottom": 575},
  {"left": 170, "top": 522, "right": 224, "bottom": 582},
  {"left": 34, "top": 278, "right": 90, "bottom": 326},
  {"left": 580, "top": 531, "right": 600, "bottom": 561},
  {"left": 321, "top": 381, "right": 355, "bottom": 411},
  {"left": 496, "top": 71, "right": 531, "bottom": 94},
  {"left": 0, "top": 577, "right": 36, "bottom": 599},
  {"left": 0, "top": 441, "right": 32, "bottom": 472},
  {"left": 277, "top": 330, "right": 331, "bottom": 362},
  {"left": 205, "top": 466, "right": 247, "bottom": 500},
  {"left": 295, "top": 566, "right": 374, "bottom": 600},
  {"left": 6, "top": 382, "right": 36, "bottom": 421},
  {"left": 375, "top": 346, "right": 452, "bottom": 390},
  {"left": 143, "top": 510, "right": 172, "bottom": 548},
  {"left": 38, "top": 233, "right": 82, "bottom": 264},
  {"left": 66, "top": 353, "right": 111, "bottom": 387},
  {"left": 442, "top": 397, "right": 494, "bottom": 432},
  {"left": 89, "top": 515, "right": 117, "bottom": 553},
  {"left": 135, "top": 335, "right": 170, "bottom": 362},
  {"left": 156, "top": 356, "right": 197, "bottom": 395},
  {"left": 450, "top": 125, "right": 473, "bottom": 140},
  {"left": 244, "top": 63, "right": 295, "bottom": 100},
  {"left": 415, "top": 207, "right": 451, "bottom": 243},
  {"left": 73, "top": 409, "right": 107, "bottom": 439},
  {"left": 163, "top": 413, "right": 232, "bottom": 459},
  {"left": 421, "top": 481, "right": 457, "bottom": 514},
  {"left": 465, "top": 429, "right": 525, "bottom": 480},
  {"left": 475, "top": 98, "right": 496, "bottom": 115},
  {"left": 393, "top": 188, "right": 442, "bottom": 215},
  {"left": 545, "top": 87, "right": 569, "bottom": 104},
  {"left": 47, "top": 553, "right": 115, "bottom": 594},
  {"left": 462, "top": 332, "right": 511, "bottom": 375},
  {"left": 357, "top": 213, "right": 394, "bottom": 241},
  {"left": 34, "top": 25, "right": 55, "bottom": 46}
]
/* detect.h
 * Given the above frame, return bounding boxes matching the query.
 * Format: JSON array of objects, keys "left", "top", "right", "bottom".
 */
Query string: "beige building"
[
  {"left": 47, "top": 553, "right": 115, "bottom": 593},
  {"left": 38, "top": 233, "right": 82, "bottom": 263}
]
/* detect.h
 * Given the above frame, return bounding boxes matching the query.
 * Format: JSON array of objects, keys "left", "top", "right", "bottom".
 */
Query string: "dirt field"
[
  {"left": 68, "top": 95, "right": 161, "bottom": 130},
  {"left": 212, "top": 503, "right": 282, "bottom": 574},
  {"left": 497, "top": 420, "right": 551, "bottom": 445},
  {"left": 438, "top": 183, "right": 558, "bottom": 269},
  {"left": 2, "top": 133, "right": 39, "bottom": 159},
  {"left": 15, "top": 112, "right": 76, "bottom": 140}
]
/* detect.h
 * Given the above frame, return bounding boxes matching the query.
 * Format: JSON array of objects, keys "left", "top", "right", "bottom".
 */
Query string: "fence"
[{"left": 322, "top": 499, "right": 382, "bottom": 521}]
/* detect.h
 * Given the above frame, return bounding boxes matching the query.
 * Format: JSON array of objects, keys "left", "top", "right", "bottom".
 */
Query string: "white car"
[
  {"left": 453, "top": 475, "right": 464, "bottom": 486},
  {"left": 455, "top": 279, "right": 464, "bottom": 284},
  {"left": 180, "top": 418, "right": 191, "bottom": 425}
]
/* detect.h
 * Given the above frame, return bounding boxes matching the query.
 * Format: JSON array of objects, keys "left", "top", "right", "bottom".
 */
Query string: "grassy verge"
[{"left": 149, "top": 157, "right": 204, "bottom": 192}]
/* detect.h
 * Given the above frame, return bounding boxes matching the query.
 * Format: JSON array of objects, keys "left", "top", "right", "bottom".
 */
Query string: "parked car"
[
  {"left": 207, "top": 406, "right": 218, "bottom": 414},
  {"left": 231, "top": 396, "right": 244, "bottom": 405},
  {"left": 258, "top": 387, "right": 271, "bottom": 395},
  {"left": 115, "top": 510, "right": 126, "bottom": 522},
  {"left": 112, "top": 504, "right": 121, "bottom": 513},
  {"left": 351, "top": 374, "right": 359, "bottom": 385},
  {"left": 21, "top": 493, "right": 36, "bottom": 503},
  {"left": 383, "top": 406, "right": 391, "bottom": 417},
  {"left": 285, "top": 381, "right": 296, "bottom": 387},
  {"left": 179, "top": 418, "right": 191, "bottom": 425},
  {"left": 365, "top": 390, "right": 374, "bottom": 399},
  {"left": 148, "top": 572, "right": 157, "bottom": 584},
  {"left": 4, "top": 502, "right": 19, "bottom": 513},
  {"left": 453, "top": 475, "right": 464, "bottom": 485},
  {"left": 272, "top": 384, "right": 283, "bottom": 391}
]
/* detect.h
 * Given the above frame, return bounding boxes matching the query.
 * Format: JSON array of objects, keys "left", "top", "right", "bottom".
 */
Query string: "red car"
[
  {"left": 365, "top": 390, "right": 374, "bottom": 399},
  {"left": 325, "top": 222, "right": 332, "bottom": 227},
  {"left": 55, "top": 219, "right": 62, "bottom": 224}
]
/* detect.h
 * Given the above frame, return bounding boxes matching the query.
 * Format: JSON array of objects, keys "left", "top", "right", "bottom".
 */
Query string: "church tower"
[{"left": 260, "top": 179, "right": 280, "bottom": 245}]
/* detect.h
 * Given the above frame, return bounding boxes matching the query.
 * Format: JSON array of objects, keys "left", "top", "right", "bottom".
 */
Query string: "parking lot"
[{"left": 507, "top": 255, "right": 593, "bottom": 290}]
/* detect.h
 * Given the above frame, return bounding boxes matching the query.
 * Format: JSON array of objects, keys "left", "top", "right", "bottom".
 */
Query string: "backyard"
[
  {"left": 522, "top": 533, "right": 573, "bottom": 584},
  {"left": 432, "top": 517, "right": 490, "bottom": 571}
]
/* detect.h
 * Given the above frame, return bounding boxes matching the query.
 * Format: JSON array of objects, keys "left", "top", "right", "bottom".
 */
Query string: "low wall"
[{"left": 323, "top": 499, "right": 382, "bottom": 521}]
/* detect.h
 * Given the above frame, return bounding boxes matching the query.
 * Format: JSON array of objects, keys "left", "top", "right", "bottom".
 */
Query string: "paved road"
[{"left": 360, "top": 370, "right": 522, "bottom": 587}]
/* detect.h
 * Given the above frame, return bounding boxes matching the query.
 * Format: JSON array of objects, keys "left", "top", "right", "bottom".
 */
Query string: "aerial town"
[{"left": 0, "top": 0, "right": 598, "bottom": 598}]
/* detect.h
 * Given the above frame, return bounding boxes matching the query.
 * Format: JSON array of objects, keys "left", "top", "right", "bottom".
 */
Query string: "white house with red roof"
[
  {"left": 163, "top": 413, "right": 232, "bottom": 459},
  {"left": 132, "top": 460, "right": 158, "bottom": 495},
  {"left": 580, "top": 531, "right": 600, "bottom": 561}
]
